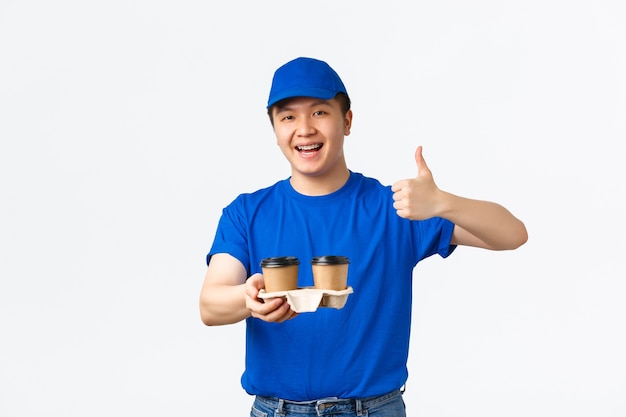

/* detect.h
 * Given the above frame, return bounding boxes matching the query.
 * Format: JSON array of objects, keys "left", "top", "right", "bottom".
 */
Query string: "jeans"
[{"left": 250, "top": 389, "right": 406, "bottom": 417}]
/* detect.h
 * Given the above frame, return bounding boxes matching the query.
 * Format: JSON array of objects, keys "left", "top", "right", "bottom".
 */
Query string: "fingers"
[
  {"left": 392, "top": 146, "right": 428, "bottom": 193},
  {"left": 391, "top": 146, "right": 441, "bottom": 221},
  {"left": 391, "top": 179, "right": 405, "bottom": 193},
  {"left": 251, "top": 296, "right": 296, "bottom": 322},
  {"left": 245, "top": 273, "right": 297, "bottom": 322},
  {"left": 391, "top": 178, "right": 410, "bottom": 217},
  {"left": 393, "top": 198, "right": 411, "bottom": 219},
  {"left": 414, "top": 145, "right": 431, "bottom": 178}
]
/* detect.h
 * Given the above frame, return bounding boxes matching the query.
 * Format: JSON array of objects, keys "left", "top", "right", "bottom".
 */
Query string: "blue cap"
[{"left": 267, "top": 57, "right": 348, "bottom": 108}]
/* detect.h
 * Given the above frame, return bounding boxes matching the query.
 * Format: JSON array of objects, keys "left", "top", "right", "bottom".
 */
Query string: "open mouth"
[{"left": 296, "top": 143, "right": 323, "bottom": 154}]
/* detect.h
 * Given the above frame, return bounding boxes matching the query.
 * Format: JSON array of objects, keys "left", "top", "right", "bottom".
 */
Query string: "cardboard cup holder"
[{"left": 258, "top": 286, "right": 353, "bottom": 313}]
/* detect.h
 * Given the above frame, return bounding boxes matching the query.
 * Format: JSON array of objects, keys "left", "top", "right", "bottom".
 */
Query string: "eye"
[
  {"left": 281, "top": 115, "right": 294, "bottom": 121},
  {"left": 313, "top": 110, "right": 326, "bottom": 116}
]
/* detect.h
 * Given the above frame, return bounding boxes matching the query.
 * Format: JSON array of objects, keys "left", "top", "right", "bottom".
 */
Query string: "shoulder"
[
  {"left": 350, "top": 171, "right": 392, "bottom": 197},
  {"left": 228, "top": 179, "right": 287, "bottom": 207}
]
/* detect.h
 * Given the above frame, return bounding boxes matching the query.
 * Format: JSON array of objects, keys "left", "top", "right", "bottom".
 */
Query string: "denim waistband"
[{"left": 254, "top": 389, "right": 402, "bottom": 415}]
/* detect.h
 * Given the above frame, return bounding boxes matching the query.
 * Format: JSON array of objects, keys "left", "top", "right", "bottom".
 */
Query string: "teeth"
[{"left": 298, "top": 144, "right": 321, "bottom": 151}]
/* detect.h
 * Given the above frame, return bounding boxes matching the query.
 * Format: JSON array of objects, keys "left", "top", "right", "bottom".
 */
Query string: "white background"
[{"left": 1, "top": 1, "right": 625, "bottom": 416}]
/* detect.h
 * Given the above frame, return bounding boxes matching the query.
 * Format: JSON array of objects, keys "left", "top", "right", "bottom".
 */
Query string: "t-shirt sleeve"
[
  {"left": 206, "top": 200, "right": 251, "bottom": 276},
  {"left": 414, "top": 216, "right": 457, "bottom": 261}
]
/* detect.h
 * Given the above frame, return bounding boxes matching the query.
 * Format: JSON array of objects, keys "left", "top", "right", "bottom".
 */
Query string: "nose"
[{"left": 296, "top": 117, "right": 316, "bottom": 137}]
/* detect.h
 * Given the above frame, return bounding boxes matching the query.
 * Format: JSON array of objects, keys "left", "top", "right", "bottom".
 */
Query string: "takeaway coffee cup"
[
  {"left": 260, "top": 256, "right": 300, "bottom": 293},
  {"left": 311, "top": 256, "right": 350, "bottom": 290}
]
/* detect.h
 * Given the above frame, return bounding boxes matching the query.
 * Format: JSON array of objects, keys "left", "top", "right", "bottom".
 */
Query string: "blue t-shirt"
[{"left": 208, "top": 172, "right": 456, "bottom": 401}]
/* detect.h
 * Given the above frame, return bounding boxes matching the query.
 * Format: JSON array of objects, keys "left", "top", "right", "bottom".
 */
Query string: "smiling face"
[{"left": 271, "top": 96, "right": 353, "bottom": 195}]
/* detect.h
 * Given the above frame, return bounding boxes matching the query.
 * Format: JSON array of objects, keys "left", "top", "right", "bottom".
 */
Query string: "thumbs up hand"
[{"left": 391, "top": 146, "right": 443, "bottom": 220}]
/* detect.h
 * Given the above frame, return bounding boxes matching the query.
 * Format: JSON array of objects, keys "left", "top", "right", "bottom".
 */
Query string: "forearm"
[
  {"left": 440, "top": 191, "right": 528, "bottom": 250},
  {"left": 392, "top": 146, "right": 527, "bottom": 250},
  {"left": 199, "top": 283, "right": 250, "bottom": 326}
]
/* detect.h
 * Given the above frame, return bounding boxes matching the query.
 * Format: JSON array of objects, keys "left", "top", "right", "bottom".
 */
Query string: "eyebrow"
[{"left": 275, "top": 99, "right": 332, "bottom": 113}]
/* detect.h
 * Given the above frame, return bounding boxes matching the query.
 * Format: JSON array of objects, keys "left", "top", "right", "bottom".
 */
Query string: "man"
[{"left": 199, "top": 57, "right": 527, "bottom": 416}]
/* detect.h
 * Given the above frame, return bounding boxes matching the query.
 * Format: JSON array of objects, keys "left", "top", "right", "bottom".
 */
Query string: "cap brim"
[{"left": 267, "top": 87, "right": 340, "bottom": 108}]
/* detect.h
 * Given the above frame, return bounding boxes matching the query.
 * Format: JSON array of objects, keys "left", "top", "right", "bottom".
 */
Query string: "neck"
[{"left": 289, "top": 167, "right": 350, "bottom": 196}]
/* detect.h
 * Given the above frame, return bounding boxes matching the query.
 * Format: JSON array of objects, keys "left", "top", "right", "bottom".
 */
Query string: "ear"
[{"left": 343, "top": 109, "right": 353, "bottom": 136}]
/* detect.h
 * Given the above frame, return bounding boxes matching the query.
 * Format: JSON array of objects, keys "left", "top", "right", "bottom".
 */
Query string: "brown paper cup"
[
  {"left": 311, "top": 256, "right": 350, "bottom": 290},
  {"left": 260, "top": 256, "right": 300, "bottom": 293}
]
